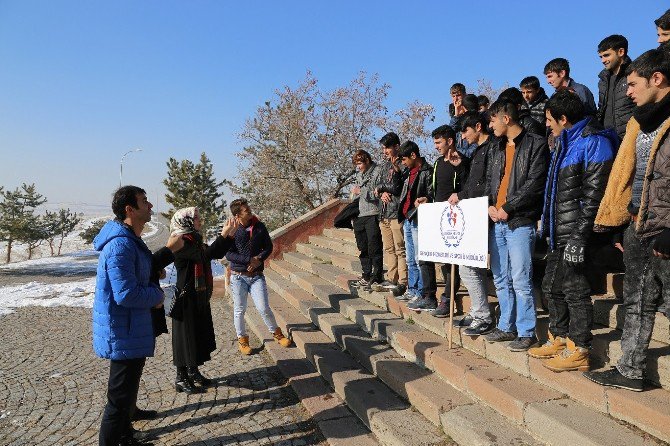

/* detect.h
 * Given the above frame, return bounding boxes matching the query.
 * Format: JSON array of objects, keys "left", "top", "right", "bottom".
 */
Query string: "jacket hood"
[
  {"left": 565, "top": 117, "right": 619, "bottom": 148},
  {"left": 598, "top": 56, "right": 632, "bottom": 81},
  {"left": 93, "top": 220, "right": 139, "bottom": 251}
]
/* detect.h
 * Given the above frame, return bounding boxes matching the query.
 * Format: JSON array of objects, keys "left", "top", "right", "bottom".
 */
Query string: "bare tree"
[
  {"left": 475, "top": 78, "right": 509, "bottom": 105},
  {"left": 390, "top": 100, "right": 436, "bottom": 154}
]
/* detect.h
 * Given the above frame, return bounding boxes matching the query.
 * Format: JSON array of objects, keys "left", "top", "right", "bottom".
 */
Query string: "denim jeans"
[
  {"left": 403, "top": 219, "right": 423, "bottom": 297},
  {"left": 489, "top": 222, "right": 537, "bottom": 337},
  {"left": 459, "top": 265, "right": 492, "bottom": 323},
  {"left": 542, "top": 248, "right": 593, "bottom": 348},
  {"left": 230, "top": 273, "right": 278, "bottom": 337},
  {"left": 617, "top": 224, "right": 670, "bottom": 380}
]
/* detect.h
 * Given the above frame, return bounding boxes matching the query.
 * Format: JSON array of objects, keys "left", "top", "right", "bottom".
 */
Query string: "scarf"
[
  {"left": 633, "top": 91, "right": 670, "bottom": 133},
  {"left": 182, "top": 232, "right": 213, "bottom": 294},
  {"left": 170, "top": 207, "right": 197, "bottom": 235}
]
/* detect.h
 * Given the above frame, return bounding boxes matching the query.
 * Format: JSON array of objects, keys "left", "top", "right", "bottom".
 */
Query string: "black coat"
[
  {"left": 597, "top": 57, "right": 635, "bottom": 141},
  {"left": 172, "top": 234, "right": 232, "bottom": 367},
  {"left": 486, "top": 130, "right": 549, "bottom": 229},
  {"left": 374, "top": 158, "right": 404, "bottom": 219},
  {"left": 334, "top": 198, "right": 360, "bottom": 229},
  {"left": 398, "top": 159, "right": 434, "bottom": 222},
  {"left": 458, "top": 136, "right": 497, "bottom": 200}
]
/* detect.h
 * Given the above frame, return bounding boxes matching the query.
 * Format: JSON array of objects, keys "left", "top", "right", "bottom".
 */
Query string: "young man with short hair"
[
  {"left": 528, "top": 91, "right": 616, "bottom": 372},
  {"left": 449, "top": 83, "right": 467, "bottom": 119},
  {"left": 484, "top": 100, "right": 549, "bottom": 351},
  {"left": 498, "top": 87, "right": 546, "bottom": 136},
  {"left": 520, "top": 76, "right": 549, "bottom": 126},
  {"left": 656, "top": 8, "right": 670, "bottom": 44},
  {"left": 478, "top": 95, "right": 490, "bottom": 112},
  {"left": 374, "top": 132, "right": 408, "bottom": 296},
  {"left": 396, "top": 141, "right": 433, "bottom": 302},
  {"left": 411, "top": 125, "right": 467, "bottom": 314},
  {"left": 597, "top": 34, "right": 635, "bottom": 140},
  {"left": 544, "top": 58, "right": 597, "bottom": 115},
  {"left": 584, "top": 48, "right": 670, "bottom": 391},
  {"left": 448, "top": 112, "right": 496, "bottom": 334},
  {"left": 351, "top": 150, "right": 384, "bottom": 289}
]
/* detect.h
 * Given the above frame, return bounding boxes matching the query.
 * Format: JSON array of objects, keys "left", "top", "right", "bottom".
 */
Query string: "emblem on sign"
[{"left": 440, "top": 204, "right": 465, "bottom": 248}]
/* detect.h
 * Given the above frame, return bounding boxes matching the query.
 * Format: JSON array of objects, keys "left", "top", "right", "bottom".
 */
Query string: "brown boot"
[
  {"left": 238, "top": 336, "right": 252, "bottom": 355},
  {"left": 542, "top": 338, "right": 589, "bottom": 372},
  {"left": 527, "top": 333, "right": 566, "bottom": 359},
  {"left": 273, "top": 328, "right": 292, "bottom": 347}
]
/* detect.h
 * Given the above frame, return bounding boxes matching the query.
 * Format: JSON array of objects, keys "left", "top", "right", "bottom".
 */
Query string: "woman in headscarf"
[{"left": 170, "top": 207, "right": 237, "bottom": 394}]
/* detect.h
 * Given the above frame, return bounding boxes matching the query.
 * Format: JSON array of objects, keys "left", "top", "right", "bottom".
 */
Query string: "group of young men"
[{"left": 351, "top": 8, "right": 670, "bottom": 391}]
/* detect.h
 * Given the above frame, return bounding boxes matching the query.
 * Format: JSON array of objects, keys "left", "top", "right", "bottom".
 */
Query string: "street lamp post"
[{"left": 119, "top": 148, "right": 143, "bottom": 188}]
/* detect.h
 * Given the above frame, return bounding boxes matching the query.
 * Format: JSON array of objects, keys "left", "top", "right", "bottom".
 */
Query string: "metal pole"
[
  {"left": 119, "top": 149, "right": 142, "bottom": 188},
  {"left": 448, "top": 263, "right": 456, "bottom": 349}
]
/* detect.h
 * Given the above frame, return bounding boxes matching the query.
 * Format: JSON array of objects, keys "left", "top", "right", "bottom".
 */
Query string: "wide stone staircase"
[{"left": 242, "top": 225, "right": 670, "bottom": 445}]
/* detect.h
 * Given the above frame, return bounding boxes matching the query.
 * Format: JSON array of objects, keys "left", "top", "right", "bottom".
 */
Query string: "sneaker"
[
  {"left": 583, "top": 368, "right": 644, "bottom": 392},
  {"left": 485, "top": 328, "right": 517, "bottom": 343},
  {"left": 407, "top": 297, "right": 437, "bottom": 311},
  {"left": 408, "top": 294, "right": 422, "bottom": 304},
  {"left": 430, "top": 301, "right": 449, "bottom": 318},
  {"left": 453, "top": 315, "right": 473, "bottom": 327},
  {"left": 396, "top": 289, "right": 414, "bottom": 301},
  {"left": 354, "top": 277, "right": 371, "bottom": 289},
  {"left": 508, "top": 336, "right": 538, "bottom": 352},
  {"left": 392, "top": 284, "right": 407, "bottom": 297},
  {"left": 369, "top": 279, "right": 388, "bottom": 292},
  {"left": 464, "top": 320, "right": 495, "bottom": 336},
  {"left": 379, "top": 280, "right": 397, "bottom": 290}
]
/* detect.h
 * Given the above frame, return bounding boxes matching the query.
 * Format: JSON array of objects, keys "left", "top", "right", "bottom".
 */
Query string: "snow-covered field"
[{"left": 0, "top": 213, "right": 225, "bottom": 317}]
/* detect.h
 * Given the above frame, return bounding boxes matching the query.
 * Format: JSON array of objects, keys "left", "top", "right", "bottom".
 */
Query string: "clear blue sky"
[{"left": 0, "top": 1, "right": 665, "bottom": 212}]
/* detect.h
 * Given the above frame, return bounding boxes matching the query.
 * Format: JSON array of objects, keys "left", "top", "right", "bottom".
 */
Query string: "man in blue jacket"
[
  {"left": 529, "top": 91, "right": 615, "bottom": 372},
  {"left": 93, "top": 186, "right": 165, "bottom": 446}
]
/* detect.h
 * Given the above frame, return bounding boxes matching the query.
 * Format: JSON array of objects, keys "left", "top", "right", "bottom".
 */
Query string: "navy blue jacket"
[
  {"left": 541, "top": 117, "right": 617, "bottom": 249},
  {"left": 226, "top": 217, "right": 273, "bottom": 273},
  {"left": 92, "top": 220, "right": 163, "bottom": 360}
]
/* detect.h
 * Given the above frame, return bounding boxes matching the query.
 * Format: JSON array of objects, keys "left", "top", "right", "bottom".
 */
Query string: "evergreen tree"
[
  {"left": 0, "top": 184, "right": 47, "bottom": 263},
  {"left": 163, "top": 152, "right": 226, "bottom": 237},
  {"left": 44, "top": 209, "right": 82, "bottom": 256},
  {"left": 80, "top": 220, "right": 107, "bottom": 245}
]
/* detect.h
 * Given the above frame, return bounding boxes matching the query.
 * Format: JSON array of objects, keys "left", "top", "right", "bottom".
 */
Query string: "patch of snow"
[{"left": 0, "top": 278, "right": 95, "bottom": 316}]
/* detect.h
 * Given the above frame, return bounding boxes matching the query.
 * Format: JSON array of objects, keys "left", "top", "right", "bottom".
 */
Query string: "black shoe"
[
  {"left": 391, "top": 284, "right": 407, "bottom": 297},
  {"left": 187, "top": 366, "right": 213, "bottom": 387},
  {"left": 453, "top": 315, "right": 473, "bottom": 327},
  {"left": 508, "top": 336, "right": 538, "bottom": 352},
  {"left": 131, "top": 407, "right": 157, "bottom": 421},
  {"left": 407, "top": 297, "right": 437, "bottom": 311},
  {"left": 120, "top": 432, "right": 155, "bottom": 446},
  {"left": 583, "top": 368, "right": 644, "bottom": 392},
  {"left": 175, "top": 370, "right": 202, "bottom": 394},
  {"left": 464, "top": 320, "right": 495, "bottom": 336},
  {"left": 430, "top": 301, "right": 449, "bottom": 318},
  {"left": 485, "top": 328, "right": 517, "bottom": 343}
]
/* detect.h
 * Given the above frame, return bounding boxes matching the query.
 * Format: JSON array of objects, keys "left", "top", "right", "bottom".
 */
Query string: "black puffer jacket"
[
  {"left": 597, "top": 57, "right": 635, "bottom": 141},
  {"left": 519, "top": 108, "right": 546, "bottom": 136},
  {"left": 398, "top": 158, "right": 433, "bottom": 222},
  {"left": 486, "top": 130, "right": 549, "bottom": 229},
  {"left": 522, "top": 88, "right": 549, "bottom": 126},
  {"left": 458, "top": 136, "right": 497, "bottom": 200},
  {"left": 541, "top": 117, "right": 616, "bottom": 249}
]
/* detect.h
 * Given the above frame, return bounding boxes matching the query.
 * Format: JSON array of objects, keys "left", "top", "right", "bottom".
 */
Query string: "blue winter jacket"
[
  {"left": 92, "top": 220, "right": 163, "bottom": 360},
  {"left": 541, "top": 117, "right": 617, "bottom": 249}
]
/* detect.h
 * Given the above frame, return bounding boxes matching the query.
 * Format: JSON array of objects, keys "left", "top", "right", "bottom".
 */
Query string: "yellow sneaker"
[
  {"left": 527, "top": 334, "right": 566, "bottom": 359},
  {"left": 542, "top": 338, "right": 590, "bottom": 372},
  {"left": 273, "top": 328, "right": 292, "bottom": 348},
  {"left": 238, "top": 336, "right": 252, "bottom": 355}
]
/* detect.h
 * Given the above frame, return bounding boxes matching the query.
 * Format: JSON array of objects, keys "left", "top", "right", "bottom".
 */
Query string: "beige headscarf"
[{"left": 170, "top": 207, "right": 198, "bottom": 235}]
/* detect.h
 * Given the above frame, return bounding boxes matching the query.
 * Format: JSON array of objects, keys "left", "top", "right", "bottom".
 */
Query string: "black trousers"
[
  {"left": 99, "top": 358, "right": 146, "bottom": 446},
  {"left": 420, "top": 262, "right": 460, "bottom": 301},
  {"left": 353, "top": 215, "right": 383, "bottom": 282},
  {"left": 542, "top": 248, "right": 593, "bottom": 348}
]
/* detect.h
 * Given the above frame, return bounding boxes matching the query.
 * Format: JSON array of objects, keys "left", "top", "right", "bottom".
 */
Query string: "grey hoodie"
[{"left": 355, "top": 162, "right": 381, "bottom": 217}]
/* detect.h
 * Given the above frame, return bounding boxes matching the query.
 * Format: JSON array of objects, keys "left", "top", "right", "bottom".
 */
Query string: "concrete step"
[
  {"left": 266, "top": 269, "right": 541, "bottom": 445},
  {"left": 258, "top": 288, "right": 450, "bottom": 445},
  {"left": 323, "top": 227, "right": 357, "bottom": 242},
  {"left": 243, "top": 308, "right": 381, "bottom": 446},
  {"left": 267, "top": 258, "right": 663, "bottom": 445},
  {"left": 593, "top": 297, "right": 669, "bottom": 345},
  {"left": 296, "top": 243, "right": 362, "bottom": 274},
  {"left": 309, "top": 234, "right": 359, "bottom": 257}
]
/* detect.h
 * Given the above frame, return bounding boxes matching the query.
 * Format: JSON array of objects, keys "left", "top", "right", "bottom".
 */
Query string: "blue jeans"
[
  {"left": 403, "top": 219, "right": 423, "bottom": 297},
  {"left": 489, "top": 222, "right": 536, "bottom": 337},
  {"left": 230, "top": 273, "right": 278, "bottom": 338}
]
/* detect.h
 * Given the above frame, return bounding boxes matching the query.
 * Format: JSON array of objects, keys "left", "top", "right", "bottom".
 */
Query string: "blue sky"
[{"left": 0, "top": 1, "right": 665, "bottom": 212}]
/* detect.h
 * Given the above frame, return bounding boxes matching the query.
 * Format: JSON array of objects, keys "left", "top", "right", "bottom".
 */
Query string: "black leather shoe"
[
  {"left": 187, "top": 367, "right": 213, "bottom": 387},
  {"left": 583, "top": 368, "right": 644, "bottom": 392},
  {"left": 175, "top": 370, "right": 202, "bottom": 394},
  {"left": 131, "top": 407, "right": 157, "bottom": 421}
]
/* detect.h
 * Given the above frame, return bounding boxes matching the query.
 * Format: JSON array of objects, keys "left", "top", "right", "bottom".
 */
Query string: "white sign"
[{"left": 417, "top": 197, "right": 488, "bottom": 268}]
